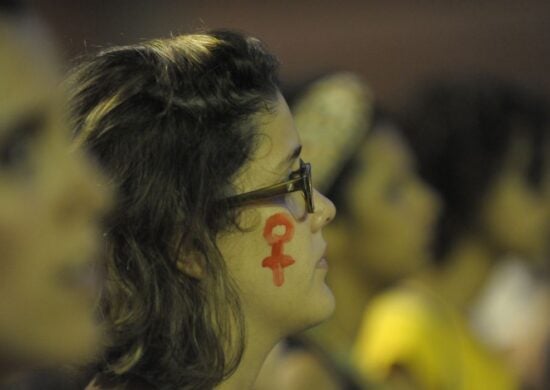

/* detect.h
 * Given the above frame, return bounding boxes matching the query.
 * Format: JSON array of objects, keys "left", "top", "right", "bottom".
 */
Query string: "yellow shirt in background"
[{"left": 352, "top": 282, "right": 518, "bottom": 390}]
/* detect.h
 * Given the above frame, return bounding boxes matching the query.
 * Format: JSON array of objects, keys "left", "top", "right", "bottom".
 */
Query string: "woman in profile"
[
  {"left": 0, "top": 0, "right": 110, "bottom": 383},
  {"left": 255, "top": 73, "right": 440, "bottom": 390},
  {"left": 68, "top": 30, "right": 336, "bottom": 389}
]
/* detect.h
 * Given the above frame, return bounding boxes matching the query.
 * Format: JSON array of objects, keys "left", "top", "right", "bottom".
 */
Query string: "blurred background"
[
  {"left": 6, "top": 1, "right": 549, "bottom": 389},
  {"left": 31, "top": 0, "right": 550, "bottom": 112}
]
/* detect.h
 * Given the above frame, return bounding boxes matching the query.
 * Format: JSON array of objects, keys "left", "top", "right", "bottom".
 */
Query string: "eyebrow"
[{"left": 277, "top": 144, "right": 302, "bottom": 171}]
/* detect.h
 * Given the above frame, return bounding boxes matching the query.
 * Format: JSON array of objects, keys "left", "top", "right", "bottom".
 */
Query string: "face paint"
[{"left": 262, "top": 213, "right": 295, "bottom": 287}]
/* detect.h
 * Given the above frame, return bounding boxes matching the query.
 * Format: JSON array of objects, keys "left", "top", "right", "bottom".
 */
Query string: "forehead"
[
  {"left": 0, "top": 28, "right": 59, "bottom": 132},
  {"left": 255, "top": 93, "right": 300, "bottom": 156},
  {"left": 236, "top": 93, "right": 301, "bottom": 189}
]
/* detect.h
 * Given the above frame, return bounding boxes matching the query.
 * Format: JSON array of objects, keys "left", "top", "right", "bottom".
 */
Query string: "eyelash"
[
  {"left": 289, "top": 169, "right": 302, "bottom": 182},
  {"left": 289, "top": 160, "right": 303, "bottom": 178}
]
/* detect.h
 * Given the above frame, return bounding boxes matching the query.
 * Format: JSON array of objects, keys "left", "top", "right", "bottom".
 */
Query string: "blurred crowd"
[
  {"left": 256, "top": 73, "right": 550, "bottom": 390},
  {"left": 1, "top": 1, "right": 549, "bottom": 389}
]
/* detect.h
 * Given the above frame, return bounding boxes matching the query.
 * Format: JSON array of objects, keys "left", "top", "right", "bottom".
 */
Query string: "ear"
[{"left": 176, "top": 251, "right": 206, "bottom": 280}]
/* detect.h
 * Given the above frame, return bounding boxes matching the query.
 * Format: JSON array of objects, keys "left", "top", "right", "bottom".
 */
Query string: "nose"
[{"left": 311, "top": 189, "right": 336, "bottom": 233}]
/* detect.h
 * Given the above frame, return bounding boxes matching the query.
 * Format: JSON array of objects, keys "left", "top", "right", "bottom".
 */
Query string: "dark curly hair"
[
  {"left": 400, "top": 77, "right": 549, "bottom": 262},
  {"left": 67, "top": 30, "right": 280, "bottom": 389}
]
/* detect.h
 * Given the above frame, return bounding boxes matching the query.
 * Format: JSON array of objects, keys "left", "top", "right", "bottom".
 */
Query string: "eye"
[
  {"left": 289, "top": 169, "right": 301, "bottom": 180},
  {"left": 0, "top": 114, "right": 43, "bottom": 171},
  {"left": 288, "top": 160, "right": 304, "bottom": 180}
]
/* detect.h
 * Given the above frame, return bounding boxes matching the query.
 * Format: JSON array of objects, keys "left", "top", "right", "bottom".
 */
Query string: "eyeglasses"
[{"left": 224, "top": 159, "right": 314, "bottom": 220}]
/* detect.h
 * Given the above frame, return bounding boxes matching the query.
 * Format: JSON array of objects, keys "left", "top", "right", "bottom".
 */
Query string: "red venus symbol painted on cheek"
[{"left": 262, "top": 213, "right": 295, "bottom": 287}]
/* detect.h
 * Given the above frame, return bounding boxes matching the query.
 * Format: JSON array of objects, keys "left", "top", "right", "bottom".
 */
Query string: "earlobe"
[{"left": 176, "top": 252, "right": 206, "bottom": 280}]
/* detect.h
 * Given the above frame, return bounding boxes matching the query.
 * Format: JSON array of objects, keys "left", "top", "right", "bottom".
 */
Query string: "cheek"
[
  {"left": 261, "top": 213, "right": 296, "bottom": 287},
  {"left": 0, "top": 188, "right": 63, "bottom": 307},
  {"left": 0, "top": 206, "right": 56, "bottom": 314},
  {"left": 0, "top": 190, "right": 41, "bottom": 277}
]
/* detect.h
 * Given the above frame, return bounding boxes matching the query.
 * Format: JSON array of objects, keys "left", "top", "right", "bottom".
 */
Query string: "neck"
[
  {"left": 216, "top": 320, "right": 278, "bottom": 390},
  {"left": 419, "top": 235, "right": 496, "bottom": 310}
]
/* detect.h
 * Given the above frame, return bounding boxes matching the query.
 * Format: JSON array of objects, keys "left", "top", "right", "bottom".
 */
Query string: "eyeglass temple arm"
[{"left": 225, "top": 177, "right": 304, "bottom": 207}]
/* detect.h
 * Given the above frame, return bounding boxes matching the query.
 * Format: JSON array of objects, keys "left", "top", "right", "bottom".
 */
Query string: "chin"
[
  {"left": 5, "top": 335, "right": 98, "bottom": 367},
  {"left": 297, "top": 284, "right": 335, "bottom": 333}
]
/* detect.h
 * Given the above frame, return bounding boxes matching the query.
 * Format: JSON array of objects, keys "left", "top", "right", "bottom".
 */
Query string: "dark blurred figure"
[
  {"left": 405, "top": 78, "right": 550, "bottom": 390},
  {"left": 353, "top": 77, "right": 549, "bottom": 389},
  {"left": 0, "top": 0, "right": 111, "bottom": 388},
  {"left": 404, "top": 78, "right": 549, "bottom": 269}
]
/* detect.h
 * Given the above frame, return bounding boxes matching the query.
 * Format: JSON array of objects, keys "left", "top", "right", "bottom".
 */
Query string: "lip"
[
  {"left": 316, "top": 246, "right": 328, "bottom": 269},
  {"left": 316, "top": 257, "right": 328, "bottom": 269}
]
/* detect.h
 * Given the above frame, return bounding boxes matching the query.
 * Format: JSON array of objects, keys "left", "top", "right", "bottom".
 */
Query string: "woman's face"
[
  {"left": 216, "top": 93, "right": 336, "bottom": 337},
  {"left": 346, "top": 129, "right": 440, "bottom": 280},
  {"left": 0, "top": 31, "right": 110, "bottom": 365},
  {"left": 480, "top": 138, "right": 550, "bottom": 260}
]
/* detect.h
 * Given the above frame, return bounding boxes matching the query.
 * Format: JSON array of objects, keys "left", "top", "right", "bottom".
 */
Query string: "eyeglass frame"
[{"left": 223, "top": 159, "right": 315, "bottom": 215}]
